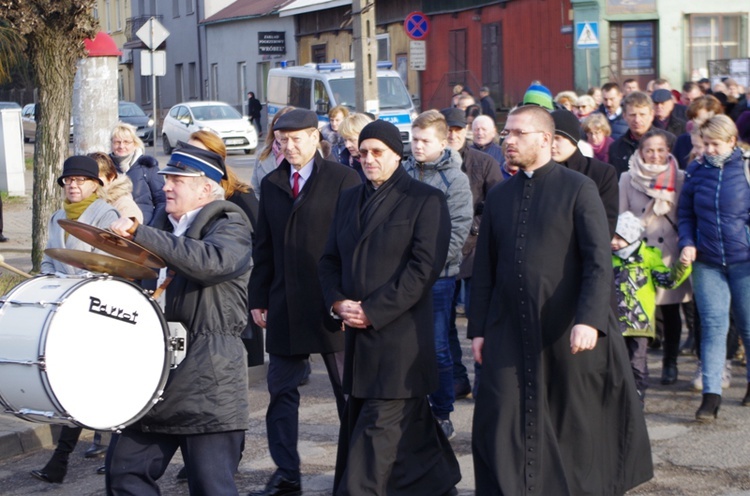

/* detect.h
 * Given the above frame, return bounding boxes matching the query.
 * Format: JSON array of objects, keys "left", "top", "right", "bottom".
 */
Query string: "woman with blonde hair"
[
  {"left": 582, "top": 113, "right": 614, "bottom": 163},
  {"left": 109, "top": 122, "right": 165, "bottom": 224},
  {"left": 574, "top": 94, "right": 597, "bottom": 120},
  {"left": 554, "top": 91, "right": 578, "bottom": 112},
  {"left": 337, "top": 112, "right": 373, "bottom": 181},
  {"left": 678, "top": 114, "right": 750, "bottom": 419}
]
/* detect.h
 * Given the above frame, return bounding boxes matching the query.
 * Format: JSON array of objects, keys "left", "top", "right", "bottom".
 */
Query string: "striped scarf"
[{"left": 628, "top": 151, "right": 678, "bottom": 217}]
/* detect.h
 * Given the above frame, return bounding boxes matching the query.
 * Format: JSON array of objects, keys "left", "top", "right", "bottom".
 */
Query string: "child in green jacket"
[{"left": 612, "top": 211, "right": 691, "bottom": 402}]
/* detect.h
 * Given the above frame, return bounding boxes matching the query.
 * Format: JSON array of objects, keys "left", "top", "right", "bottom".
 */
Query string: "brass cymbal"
[
  {"left": 57, "top": 219, "right": 165, "bottom": 269},
  {"left": 44, "top": 248, "right": 159, "bottom": 280}
]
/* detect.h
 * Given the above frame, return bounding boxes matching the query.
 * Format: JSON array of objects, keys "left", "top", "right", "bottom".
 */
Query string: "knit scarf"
[
  {"left": 111, "top": 152, "right": 134, "bottom": 173},
  {"left": 628, "top": 151, "right": 678, "bottom": 217},
  {"left": 614, "top": 240, "right": 641, "bottom": 261},
  {"left": 63, "top": 193, "right": 98, "bottom": 221},
  {"left": 704, "top": 148, "right": 735, "bottom": 168}
]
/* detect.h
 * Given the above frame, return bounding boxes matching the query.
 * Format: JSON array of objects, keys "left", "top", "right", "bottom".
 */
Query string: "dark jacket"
[
  {"left": 132, "top": 201, "right": 254, "bottom": 434},
  {"left": 472, "top": 141, "right": 504, "bottom": 167},
  {"left": 678, "top": 148, "right": 750, "bottom": 267},
  {"left": 458, "top": 145, "right": 503, "bottom": 279},
  {"left": 112, "top": 153, "right": 166, "bottom": 225},
  {"left": 248, "top": 155, "right": 361, "bottom": 355},
  {"left": 597, "top": 108, "right": 629, "bottom": 141},
  {"left": 480, "top": 95, "right": 497, "bottom": 122},
  {"left": 248, "top": 96, "right": 262, "bottom": 120},
  {"left": 561, "top": 148, "right": 619, "bottom": 237},
  {"left": 609, "top": 127, "right": 676, "bottom": 178},
  {"left": 653, "top": 114, "right": 687, "bottom": 137},
  {"left": 319, "top": 166, "right": 451, "bottom": 398},
  {"left": 673, "top": 133, "right": 693, "bottom": 170}
]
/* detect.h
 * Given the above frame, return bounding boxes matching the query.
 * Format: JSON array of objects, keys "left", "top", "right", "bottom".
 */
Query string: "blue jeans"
[
  {"left": 429, "top": 276, "right": 456, "bottom": 419},
  {"left": 448, "top": 279, "right": 471, "bottom": 385},
  {"left": 693, "top": 261, "right": 750, "bottom": 395}
]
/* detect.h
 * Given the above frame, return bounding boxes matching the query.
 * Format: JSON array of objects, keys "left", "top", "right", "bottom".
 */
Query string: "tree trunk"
[{"left": 29, "top": 30, "right": 78, "bottom": 272}]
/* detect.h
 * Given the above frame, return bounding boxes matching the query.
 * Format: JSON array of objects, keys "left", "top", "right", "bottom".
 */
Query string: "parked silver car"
[
  {"left": 161, "top": 101, "right": 258, "bottom": 155},
  {"left": 22, "top": 103, "right": 73, "bottom": 143}
]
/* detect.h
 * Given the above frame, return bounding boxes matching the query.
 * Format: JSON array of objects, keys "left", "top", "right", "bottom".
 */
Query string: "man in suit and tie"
[
  {"left": 248, "top": 108, "right": 361, "bottom": 496},
  {"left": 319, "top": 120, "right": 461, "bottom": 495}
]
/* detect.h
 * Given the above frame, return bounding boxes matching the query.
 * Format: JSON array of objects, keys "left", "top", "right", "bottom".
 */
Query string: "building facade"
[{"left": 572, "top": 0, "right": 748, "bottom": 92}]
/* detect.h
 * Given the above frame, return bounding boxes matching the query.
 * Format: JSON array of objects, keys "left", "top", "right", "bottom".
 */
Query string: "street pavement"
[{"left": 1, "top": 146, "right": 750, "bottom": 494}]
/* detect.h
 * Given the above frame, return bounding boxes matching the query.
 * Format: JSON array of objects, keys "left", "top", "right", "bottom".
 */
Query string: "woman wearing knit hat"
[{"left": 31, "top": 156, "right": 121, "bottom": 484}]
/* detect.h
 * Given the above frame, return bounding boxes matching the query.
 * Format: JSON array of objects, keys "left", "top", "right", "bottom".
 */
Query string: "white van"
[{"left": 267, "top": 62, "right": 417, "bottom": 149}]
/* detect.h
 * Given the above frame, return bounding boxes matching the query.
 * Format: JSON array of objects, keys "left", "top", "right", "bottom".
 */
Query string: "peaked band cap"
[
  {"left": 160, "top": 142, "right": 226, "bottom": 183},
  {"left": 523, "top": 83, "right": 554, "bottom": 110}
]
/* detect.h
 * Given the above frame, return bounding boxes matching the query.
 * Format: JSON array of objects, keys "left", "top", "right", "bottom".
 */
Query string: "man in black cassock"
[
  {"left": 319, "top": 120, "right": 461, "bottom": 496},
  {"left": 468, "top": 105, "right": 653, "bottom": 495}
]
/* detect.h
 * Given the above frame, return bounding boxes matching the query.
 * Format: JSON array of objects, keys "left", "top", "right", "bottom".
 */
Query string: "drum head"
[{"left": 43, "top": 278, "right": 169, "bottom": 430}]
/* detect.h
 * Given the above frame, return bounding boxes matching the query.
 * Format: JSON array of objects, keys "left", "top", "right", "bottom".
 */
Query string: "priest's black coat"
[
  {"left": 318, "top": 166, "right": 451, "bottom": 398},
  {"left": 468, "top": 161, "right": 653, "bottom": 495},
  {"left": 248, "top": 155, "right": 361, "bottom": 355}
]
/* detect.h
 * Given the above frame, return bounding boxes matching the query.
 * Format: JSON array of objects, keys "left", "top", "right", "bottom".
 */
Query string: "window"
[
  {"left": 141, "top": 76, "right": 151, "bottom": 104},
  {"left": 238, "top": 62, "right": 247, "bottom": 108},
  {"left": 687, "top": 14, "right": 747, "bottom": 79},
  {"left": 448, "top": 29, "right": 467, "bottom": 87},
  {"left": 173, "top": 0, "right": 180, "bottom": 18},
  {"left": 312, "top": 44, "right": 327, "bottom": 63},
  {"left": 186, "top": 0, "right": 194, "bottom": 15},
  {"left": 104, "top": 0, "right": 111, "bottom": 32},
  {"left": 211, "top": 63, "right": 219, "bottom": 101},
  {"left": 188, "top": 63, "right": 197, "bottom": 99},
  {"left": 175, "top": 64, "right": 184, "bottom": 102},
  {"left": 115, "top": 0, "right": 122, "bottom": 31},
  {"left": 376, "top": 34, "right": 390, "bottom": 62},
  {"left": 289, "top": 77, "right": 312, "bottom": 109}
]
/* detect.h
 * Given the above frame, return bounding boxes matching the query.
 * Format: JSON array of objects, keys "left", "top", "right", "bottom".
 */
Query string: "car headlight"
[
  {"left": 147, "top": 118, "right": 154, "bottom": 127},
  {"left": 199, "top": 126, "right": 219, "bottom": 135}
]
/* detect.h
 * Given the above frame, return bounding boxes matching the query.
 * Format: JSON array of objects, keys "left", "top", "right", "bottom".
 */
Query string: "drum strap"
[{"left": 152, "top": 269, "right": 175, "bottom": 300}]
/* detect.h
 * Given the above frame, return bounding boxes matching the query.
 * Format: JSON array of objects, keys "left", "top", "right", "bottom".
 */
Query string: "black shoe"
[
  {"left": 742, "top": 383, "right": 750, "bottom": 407},
  {"left": 176, "top": 465, "right": 188, "bottom": 482},
  {"left": 454, "top": 379, "right": 472, "bottom": 400},
  {"left": 0, "top": 234, "right": 8, "bottom": 243},
  {"left": 30, "top": 453, "right": 68, "bottom": 483},
  {"left": 84, "top": 443, "right": 108, "bottom": 458},
  {"left": 96, "top": 465, "right": 106, "bottom": 475},
  {"left": 661, "top": 363, "right": 678, "bottom": 385},
  {"left": 695, "top": 393, "right": 721, "bottom": 422},
  {"left": 30, "top": 469, "right": 64, "bottom": 484},
  {"left": 248, "top": 472, "right": 301, "bottom": 496}
]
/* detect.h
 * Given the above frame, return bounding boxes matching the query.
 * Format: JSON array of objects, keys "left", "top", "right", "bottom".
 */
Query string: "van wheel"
[
  {"left": 244, "top": 148, "right": 255, "bottom": 155},
  {"left": 162, "top": 135, "right": 173, "bottom": 155}
]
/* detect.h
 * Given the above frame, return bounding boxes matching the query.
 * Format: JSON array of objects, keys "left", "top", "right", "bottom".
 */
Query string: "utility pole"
[{"left": 352, "top": 0, "right": 378, "bottom": 116}]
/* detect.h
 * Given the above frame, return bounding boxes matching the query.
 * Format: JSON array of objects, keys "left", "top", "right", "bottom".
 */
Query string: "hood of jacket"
[{"left": 103, "top": 173, "right": 134, "bottom": 203}]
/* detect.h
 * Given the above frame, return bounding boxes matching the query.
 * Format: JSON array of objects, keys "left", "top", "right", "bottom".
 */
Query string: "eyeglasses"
[
  {"left": 359, "top": 148, "right": 387, "bottom": 158},
  {"left": 61, "top": 177, "right": 90, "bottom": 186},
  {"left": 112, "top": 139, "right": 134, "bottom": 146},
  {"left": 499, "top": 129, "right": 546, "bottom": 139}
]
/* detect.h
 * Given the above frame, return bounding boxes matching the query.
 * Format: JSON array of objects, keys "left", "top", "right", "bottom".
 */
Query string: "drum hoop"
[{"left": 35, "top": 275, "right": 171, "bottom": 430}]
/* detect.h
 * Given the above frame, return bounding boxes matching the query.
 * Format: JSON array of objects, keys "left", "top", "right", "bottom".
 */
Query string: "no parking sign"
[{"left": 404, "top": 11, "right": 430, "bottom": 41}]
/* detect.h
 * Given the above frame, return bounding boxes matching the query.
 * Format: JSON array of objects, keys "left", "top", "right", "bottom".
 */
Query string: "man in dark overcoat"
[
  {"left": 319, "top": 120, "right": 461, "bottom": 495},
  {"left": 468, "top": 105, "right": 653, "bottom": 495},
  {"left": 248, "top": 108, "right": 361, "bottom": 496},
  {"left": 551, "top": 109, "right": 619, "bottom": 237},
  {"left": 247, "top": 91, "right": 263, "bottom": 135}
]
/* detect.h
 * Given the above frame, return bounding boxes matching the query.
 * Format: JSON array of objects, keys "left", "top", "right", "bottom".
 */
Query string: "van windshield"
[{"left": 329, "top": 76, "right": 412, "bottom": 111}]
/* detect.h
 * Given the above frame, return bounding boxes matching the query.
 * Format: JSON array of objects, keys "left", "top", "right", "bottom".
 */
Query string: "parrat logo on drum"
[{"left": 88, "top": 296, "right": 139, "bottom": 325}]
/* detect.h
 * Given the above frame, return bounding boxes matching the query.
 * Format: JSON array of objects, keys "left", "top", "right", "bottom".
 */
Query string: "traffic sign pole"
[
  {"left": 151, "top": 21, "right": 157, "bottom": 156},
  {"left": 136, "top": 17, "right": 169, "bottom": 156}
]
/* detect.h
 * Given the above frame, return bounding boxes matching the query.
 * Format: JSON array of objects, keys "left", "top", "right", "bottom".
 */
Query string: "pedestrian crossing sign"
[{"left": 576, "top": 22, "right": 599, "bottom": 48}]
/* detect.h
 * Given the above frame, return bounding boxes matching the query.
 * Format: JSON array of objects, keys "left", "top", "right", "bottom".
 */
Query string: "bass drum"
[{"left": 0, "top": 275, "right": 170, "bottom": 431}]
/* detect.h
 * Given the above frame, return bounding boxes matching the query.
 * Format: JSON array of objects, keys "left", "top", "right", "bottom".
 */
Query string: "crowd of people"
[{"left": 21, "top": 72, "right": 750, "bottom": 495}]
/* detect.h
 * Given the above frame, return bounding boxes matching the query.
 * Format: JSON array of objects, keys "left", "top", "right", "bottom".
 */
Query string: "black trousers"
[
  {"left": 107, "top": 428, "right": 244, "bottom": 496},
  {"left": 266, "top": 351, "right": 345, "bottom": 479}
]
